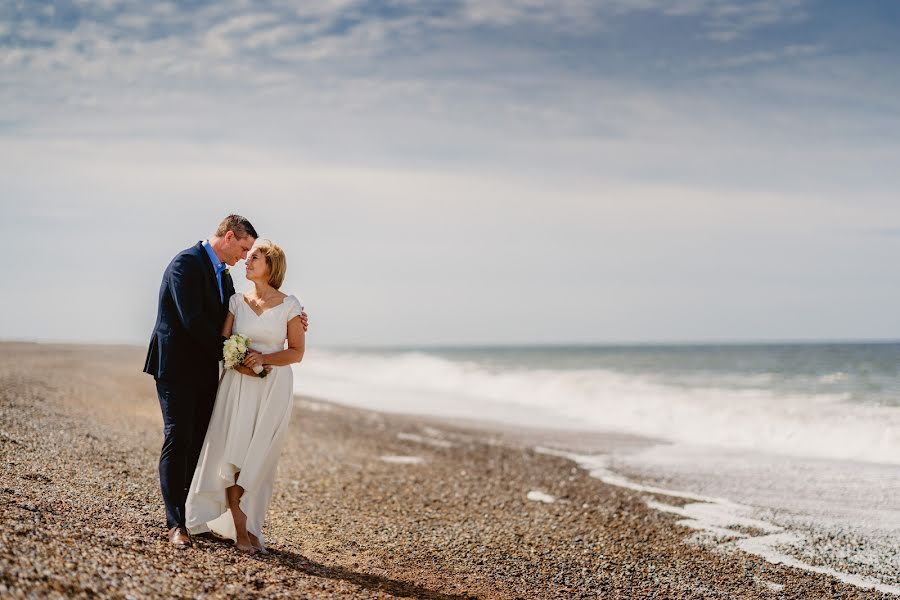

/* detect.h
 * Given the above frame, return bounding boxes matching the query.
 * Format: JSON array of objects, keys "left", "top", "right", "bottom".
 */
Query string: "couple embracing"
[{"left": 144, "top": 215, "right": 309, "bottom": 554}]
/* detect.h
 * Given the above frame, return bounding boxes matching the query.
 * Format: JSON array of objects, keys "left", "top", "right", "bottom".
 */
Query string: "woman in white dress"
[{"left": 186, "top": 240, "right": 305, "bottom": 554}]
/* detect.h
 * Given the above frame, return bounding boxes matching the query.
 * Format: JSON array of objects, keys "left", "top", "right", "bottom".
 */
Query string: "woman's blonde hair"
[{"left": 254, "top": 240, "right": 287, "bottom": 289}]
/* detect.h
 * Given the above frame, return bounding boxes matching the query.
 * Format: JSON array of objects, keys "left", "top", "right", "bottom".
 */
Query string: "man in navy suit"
[{"left": 144, "top": 215, "right": 307, "bottom": 548}]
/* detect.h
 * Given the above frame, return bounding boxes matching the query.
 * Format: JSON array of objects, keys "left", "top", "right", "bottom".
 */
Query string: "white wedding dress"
[{"left": 186, "top": 292, "right": 303, "bottom": 548}]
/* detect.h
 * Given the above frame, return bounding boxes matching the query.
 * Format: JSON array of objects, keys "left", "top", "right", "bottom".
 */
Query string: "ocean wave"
[{"left": 292, "top": 350, "right": 900, "bottom": 465}]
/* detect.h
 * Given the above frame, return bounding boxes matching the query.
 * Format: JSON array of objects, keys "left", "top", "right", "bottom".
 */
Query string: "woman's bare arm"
[
  {"left": 257, "top": 317, "right": 306, "bottom": 366},
  {"left": 221, "top": 311, "right": 235, "bottom": 338}
]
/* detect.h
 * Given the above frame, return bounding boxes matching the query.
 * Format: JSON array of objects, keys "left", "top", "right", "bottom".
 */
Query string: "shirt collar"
[{"left": 202, "top": 240, "right": 226, "bottom": 274}]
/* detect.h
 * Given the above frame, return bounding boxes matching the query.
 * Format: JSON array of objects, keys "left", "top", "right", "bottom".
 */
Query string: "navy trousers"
[{"left": 156, "top": 377, "right": 218, "bottom": 529}]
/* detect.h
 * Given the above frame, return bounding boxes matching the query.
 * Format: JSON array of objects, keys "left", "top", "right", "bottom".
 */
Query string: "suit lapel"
[
  {"left": 222, "top": 271, "right": 234, "bottom": 306},
  {"left": 193, "top": 242, "right": 221, "bottom": 305}
]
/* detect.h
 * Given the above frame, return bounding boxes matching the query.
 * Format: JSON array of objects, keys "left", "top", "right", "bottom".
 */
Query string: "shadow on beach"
[
  {"left": 266, "top": 548, "right": 477, "bottom": 600},
  {"left": 196, "top": 534, "right": 476, "bottom": 600}
]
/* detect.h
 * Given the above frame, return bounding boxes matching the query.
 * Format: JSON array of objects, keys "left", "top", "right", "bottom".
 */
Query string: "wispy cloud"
[
  {"left": 1, "top": 0, "right": 897, "bottom": 199},
  {"left": 656, "top": 0, "right": 809, "bottom": 39},
  {"left": 0, "top": 0, "right": 895, "bottom": 196}
]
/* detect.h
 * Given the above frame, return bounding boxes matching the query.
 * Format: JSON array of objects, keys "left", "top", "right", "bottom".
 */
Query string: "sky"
[{"left": 2, "top": 0, "right": 900, "bottom": 347}]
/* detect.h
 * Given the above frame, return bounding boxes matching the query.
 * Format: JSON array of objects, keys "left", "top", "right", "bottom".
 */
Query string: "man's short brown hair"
[{"left": 215, "top": 214, "right": 258, "bottom": 240}]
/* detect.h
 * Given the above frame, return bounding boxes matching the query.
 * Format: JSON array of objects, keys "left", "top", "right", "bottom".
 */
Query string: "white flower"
[{"left": 223, "top": 334, "right": 252, "bottom": 371}]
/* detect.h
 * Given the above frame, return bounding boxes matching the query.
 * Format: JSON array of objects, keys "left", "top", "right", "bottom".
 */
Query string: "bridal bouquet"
[{"left": 223, "top": 334, "right": 267, "bottom": 377}]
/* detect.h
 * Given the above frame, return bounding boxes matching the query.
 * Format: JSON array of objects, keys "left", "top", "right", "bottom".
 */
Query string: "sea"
[{"left": 292, "top": 343, "right": 900, "bottom": 593}]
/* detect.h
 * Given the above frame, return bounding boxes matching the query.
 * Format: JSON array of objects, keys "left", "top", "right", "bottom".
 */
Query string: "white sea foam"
[
  {"left": 735, "top": 533, "right": 900, "bottom": 595},
  {"left": 379, "top": 455, "right": 425, "bottom": 464},
  {"left": 397, "top": 432, "right": 455, "bottom": 448},
  {"left": 294, "top": 349, "right": 900, "bottom": 465},
  {"left": 762, "top": 580, "right": 785, "bottom": 592},
  {"left": 534, "top": 447, "right": 900, "bottom": 596},
  {"left": 526, "top": 490, "right": 556, "bottom": 503}
]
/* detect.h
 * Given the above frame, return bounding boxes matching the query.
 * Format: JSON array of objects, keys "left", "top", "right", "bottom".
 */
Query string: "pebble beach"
[{"left": 0, "top": 342, "right": 894, "bottom": 599}]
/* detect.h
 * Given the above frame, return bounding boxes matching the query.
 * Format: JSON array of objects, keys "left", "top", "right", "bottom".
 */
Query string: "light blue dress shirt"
[{"left": 202, "top": 240, "right": 226, "bottom": 302}]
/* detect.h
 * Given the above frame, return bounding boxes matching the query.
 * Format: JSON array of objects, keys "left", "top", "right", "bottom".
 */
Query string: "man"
[{"left": 144, "top": 215, "right": 308, "bottom": 548}]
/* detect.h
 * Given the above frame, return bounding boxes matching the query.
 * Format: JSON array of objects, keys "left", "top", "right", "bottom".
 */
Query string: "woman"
[{"left": 186, "top": 240, "right": 305, "bottom": 554}]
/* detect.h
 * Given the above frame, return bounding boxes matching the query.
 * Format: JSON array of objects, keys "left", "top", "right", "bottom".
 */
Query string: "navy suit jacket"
[{"left": 144, "top": 242, "right": 236, "bottom": 384}]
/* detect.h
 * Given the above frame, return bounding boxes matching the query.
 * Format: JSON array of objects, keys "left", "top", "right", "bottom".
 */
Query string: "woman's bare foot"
[
  {"left": 231, "top": 506, "right": 257, "bottom": 555},
  {"left": 248, "top": 532, "right": 267, "bottom": 554},
  {"left": 235, "top": 537, "right": 258, "bottom": 554}
]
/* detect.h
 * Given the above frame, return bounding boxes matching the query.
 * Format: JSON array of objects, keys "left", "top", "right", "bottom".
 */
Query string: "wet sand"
[{"left": 0, "top": 342, "right": 893, "bottom": 598}]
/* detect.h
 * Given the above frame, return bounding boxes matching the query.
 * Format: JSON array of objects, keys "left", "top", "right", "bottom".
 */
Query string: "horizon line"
[{"left": 4, "top": 337, "right": 900, "bottom": 350}]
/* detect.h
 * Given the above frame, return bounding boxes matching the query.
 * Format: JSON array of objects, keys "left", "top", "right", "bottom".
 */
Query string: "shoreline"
[
  {"left": 530, "top": 446, "right": 900, "bottom": 596},
  {"left": 1, "top": 342, "right": 896, "bottom": 598},
  {"left": 305, "top": 395, "right": 900, "bottom": 596}
]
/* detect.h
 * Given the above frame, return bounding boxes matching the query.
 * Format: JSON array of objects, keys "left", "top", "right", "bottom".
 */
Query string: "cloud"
[
  {"left": 664, "top": 0, "right": 808, "bottom": 27},
  {"left": 605, "top": 0, "right": 809, "bottom": 41},
  {"left": 695, "top": 43, "right": 823, "bottom": 70},
  {"left": 0, "top": 0, "right": 896, "bottom": 195},
  {"left": 456, "top": 0, "right": 598, "bottom": 30},
  {"left": 706, "top": 30, "right": 741, "bottom": 42},
  {"left": 0, "top": 0, "right": 811, "bottom": 82},
  {"left": 243, "top": 24, "right": 304, "bottom": 49}
]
